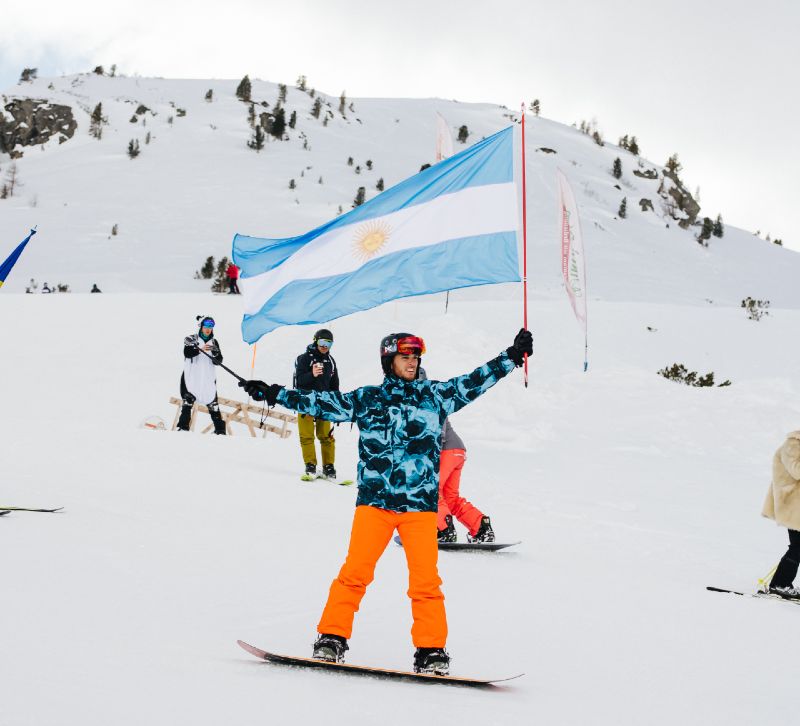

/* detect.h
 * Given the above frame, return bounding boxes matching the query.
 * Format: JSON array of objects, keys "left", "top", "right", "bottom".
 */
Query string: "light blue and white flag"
[{"left": 233, "top": 126, "right": 519, "bottom": 344}]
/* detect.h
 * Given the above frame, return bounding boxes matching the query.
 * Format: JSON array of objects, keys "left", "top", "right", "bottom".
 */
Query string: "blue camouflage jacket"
[{"left": 277, "top": 351, "right": 517, "bottom": 512}]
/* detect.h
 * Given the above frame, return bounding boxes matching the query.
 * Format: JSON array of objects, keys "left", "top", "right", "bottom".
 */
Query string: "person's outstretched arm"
[
  {"left": 239, "top": 380, "right": 357, "bottom": 423},
  {"left": 430, "top": 329, "right": 532, "bottom": 416}
]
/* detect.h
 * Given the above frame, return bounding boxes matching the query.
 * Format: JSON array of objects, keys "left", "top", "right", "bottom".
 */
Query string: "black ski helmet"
[
  {"left": 379, "top": 332, "right": 424, "bottom": 376},
  {"left": 313, "top": 328, "right": 333, "bottom": 344}
]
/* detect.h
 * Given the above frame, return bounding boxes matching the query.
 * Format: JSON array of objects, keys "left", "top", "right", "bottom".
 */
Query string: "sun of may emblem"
[{"left": 352, "top": 220, "right": 392, "bottom": 261}]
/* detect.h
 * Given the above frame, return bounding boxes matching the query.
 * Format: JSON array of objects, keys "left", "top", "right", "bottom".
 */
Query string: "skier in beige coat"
[{"left": 762, "top": 431, "right": 800, "bottom": 599}]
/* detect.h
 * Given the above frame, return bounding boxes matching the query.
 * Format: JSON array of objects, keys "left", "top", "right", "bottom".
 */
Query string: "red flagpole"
[{"left": 520, "top": 103, "right": 529, "bottom": 387}]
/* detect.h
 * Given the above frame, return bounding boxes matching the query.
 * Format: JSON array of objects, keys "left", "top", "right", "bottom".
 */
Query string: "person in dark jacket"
[
  {"left": 294, "top": 329, "right": 340, "bottom": 479},
  {"left": 177, "top": 315, "right": 226, "bottom": 434},
  {"left": 239, "top": 328, "right": 533, "bottom": 676}
]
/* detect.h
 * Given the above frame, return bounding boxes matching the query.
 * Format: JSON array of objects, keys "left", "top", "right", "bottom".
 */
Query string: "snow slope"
[
  {"left": 2, "top": 289, "right": 800, "bottom": 726},
  {"left": 2, "top": 73, "right": 799, "bottom": 310}
]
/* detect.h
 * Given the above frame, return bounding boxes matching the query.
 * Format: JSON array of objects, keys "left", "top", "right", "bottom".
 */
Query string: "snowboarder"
[
  {"left": 293, "top": 329, "right": 339, "bottom": 480},
  {"left": 418, "top": 367, "right": 494, "bottom": 544},
  {"left": 90, "top": 283, "right": 102, "bottom": 293},
  {"left": 176, "top": 315, "right": 226, "bottom": 435},
  {"left": 226, "top": 263, "right": 240, "bottom": 294},
  {"left": 762, "top": 430, "right": 800, "bottom": 599},
  {"left": 239, "top": 328, "right": 533, "bottom": 675}
]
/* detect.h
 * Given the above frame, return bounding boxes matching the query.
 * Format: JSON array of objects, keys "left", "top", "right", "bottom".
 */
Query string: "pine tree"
[
  {"left": 376, "top": 177, "right": 384, "bottom": 191},
  {"left": 353, "top": 186, "right": 366, "bottom": 207},
  {"left": 248, "top": 104, "right": 256, "bottom": 128},
  {"left": 347, "top": 156, "right": 353, "bottom": 166},
  {"left": 289, "top": 110, "right": 297, "bottom": 129},
  {"left": 311, "top": 98, "right": 322, "bottom": 119},
  {"left": 628, "top": 136, "right": 640, "bottom": 155},
  {"left": 19, "top": 68, "right": 37, "bottom": 83},
  {"left": 248, "top": 125, "right": 265, "bottom": 151},
  {"left": 532, "top": 99, "right": 540, "bottom": 116},
  {"left": 90, "top": 103, "right": 104, "bottom": 139},
  {"left": 270, "top": 108, "right": 286, "bottom": 139},
  {"left": 366, "top": 160, "right": 373, "bottom": 171},
  {"left": 236, "top": 75, "right": 252, "bottom": 101},
  {"left": 612, "top": 157, "right": 622, "bottom": 179},
  {"left": 200, "top": 256, "right": 215, "bottom": 279},
  {"left": 296, "top": 75, "right": 307, "bottom": 91},
  {"left": 93, "top": 65, "right": 104, "bottom": 75},
  {"left": 712, "top": 214, "right": 724, "bottom": 238},
  {"left": 697, "top": 216, "right": 714, "bottom": 246},
  {"left": 339, "top": 91, "right": 347, "bottom": 116},
  {"left": 457, "top": 125, "right": 469, "bottom": 143},
  {"left": 278, "top": 84, "right": 287, "bottom": 103},
  {"left": 665, "top": 153, "right": 681, "bottom": 175},
  {"left": 618, "top": 197, "right": 627, "bottom": 219},
  {"left": 3, "top": 163, "right": 19, "bottom": 196},
  {"left": 127, "top": 139, "right": 140, "bottom": 159},
  {"left": 618, "top": 134, "right": 629, "bottom": 150},
  {"left": 289, "top": 179, "right": 296, "bottom": 189}
]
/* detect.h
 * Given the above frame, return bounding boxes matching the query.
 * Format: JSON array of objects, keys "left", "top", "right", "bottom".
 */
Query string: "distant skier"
[
  {"left": 240, "top": 328, "right": 533, "bottom": 675},
  {"left": 762, "top": 430, "right": 800, "bottom": 599},
  {"left": 176, "top": 315, "right": 226, "bottom": 435},
  {"left": 293, "top": 329, "right": 339, "bottom": 480},
  {"left": 41, "top": 282, "right": 52, "bottom": 293},
  {"left": 226, "top": 263, "right": 240, "bottom": 294},
  {"left": 418, "top": 367, "right": 494, "bottom": 543},
  {"left": 90, "top": 283, "right": 102, "bottom": 293}
]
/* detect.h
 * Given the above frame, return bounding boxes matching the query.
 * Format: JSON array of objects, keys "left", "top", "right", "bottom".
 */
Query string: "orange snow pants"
[
  {"left": 437, "top": 449, "right": 485, "bottom": 536},
  {"left": 317, "top": 505, "right": 447, "bottom": 648}
]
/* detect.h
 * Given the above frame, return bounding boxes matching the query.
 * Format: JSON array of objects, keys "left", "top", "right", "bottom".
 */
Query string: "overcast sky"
[{"left": 2, "top": 0, "right": 798, "bottom": 250}]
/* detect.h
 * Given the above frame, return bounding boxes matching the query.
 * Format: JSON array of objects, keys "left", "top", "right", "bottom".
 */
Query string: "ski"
[
  {"left": 706, "top": 586, "right": 800, "bottom": 606},
  {"left": 236, "top": 640, "right": 522, "bottom": 687},
  {"left": 0, "top": 506, "right": 63, "bottom": 513},
  {"left": 394, "top": 535, "right": 520, "bottom": 552}
]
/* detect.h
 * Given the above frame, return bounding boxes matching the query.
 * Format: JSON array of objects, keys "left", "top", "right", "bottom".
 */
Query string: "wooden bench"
[{"left": 169, "top": 396, "right": 296, "bottom": 438}]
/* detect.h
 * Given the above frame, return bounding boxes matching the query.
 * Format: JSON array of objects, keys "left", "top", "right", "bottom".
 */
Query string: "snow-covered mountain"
[
  {"left": 2, "top": 72, "right": 799, "bottom": 308},
  {"left": 3, "top": 74, "right": 800, "bottom": 726}
]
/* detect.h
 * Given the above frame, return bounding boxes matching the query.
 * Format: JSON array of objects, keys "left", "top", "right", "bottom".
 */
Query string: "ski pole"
[{"left": 195, "top": 347, "right": 247, "bottom": 383}]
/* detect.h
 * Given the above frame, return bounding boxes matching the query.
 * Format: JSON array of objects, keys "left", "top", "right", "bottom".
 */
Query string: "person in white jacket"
[
  {"left": 762, "top": 430, "right": 800, "bottom": 599},
  {"left": 177, "top": 316, "right": 226, "bottom": 435}
]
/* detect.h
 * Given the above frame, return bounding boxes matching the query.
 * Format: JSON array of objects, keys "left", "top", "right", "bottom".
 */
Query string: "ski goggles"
[
  {"left": 383, "top": 335, "right": 426, "bottom": 356},
  {"left": 200, "top": 318, "right": 215, "bottom": 328},
  {"left": 316, "top": 339, "right": 333, "bottom": 348}
]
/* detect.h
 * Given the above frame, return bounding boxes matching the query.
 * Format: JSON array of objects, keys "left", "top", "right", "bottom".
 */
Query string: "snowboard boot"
[
  {"left": 176, "top": 404, "right": 193, "bottom": 431},
  {"left": 768, "top": 584, "right": 800, "bottom": 600},
  {"left": 322, "top": 463, "right": 337, "bottom": 480},
  {"left": 208, "top": 405, "right": 227, "bottom": 435},
  {"left": 437, "top": 514, "right": 457, "bottom": 543},
  {"left": 413, "top": 647, "right": 450, "bottom": 676},
  {"left": 467, "top": 516, "right": 495, "bottom": 543},
  {"left": 304, "top": 462, "right": 317, "bottom": 477},
  {"left": 312, "top": 633, "right": 349, "bottom": 663}
]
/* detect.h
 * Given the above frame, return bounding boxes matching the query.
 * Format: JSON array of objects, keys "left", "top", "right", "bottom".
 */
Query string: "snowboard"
[
  {"left": 0, "top": 506, "right": 63, "bottom": 513},
  {"left": 300, "top": 473, "right": 354, "bottom": 486},
  {"left": 394, "top": 535, "right": 520, "bottom": 552},
  {"left": 236, "top": 640, "right": 522, "bottom": 687},
  {"left": 706, "top": 585, "right": 800, "bottom": 606},
  {"left": 0, "top": 511, "right": 9, "bottom": 516}
]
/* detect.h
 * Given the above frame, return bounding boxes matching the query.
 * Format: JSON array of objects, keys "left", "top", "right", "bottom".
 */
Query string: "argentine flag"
[{"left": 233, "top": 126, "right": 520, "bottom": 344}]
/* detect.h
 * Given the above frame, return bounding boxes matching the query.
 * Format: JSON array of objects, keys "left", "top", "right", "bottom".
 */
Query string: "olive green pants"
[{"left": 298, "top": 414, "right": 335, "bottom": 467}]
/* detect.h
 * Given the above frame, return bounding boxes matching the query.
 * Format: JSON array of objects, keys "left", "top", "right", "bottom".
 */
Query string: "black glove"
[
  {"left": 506, "top": 328, "right": 533, "bottom": 367},
  {"left": 239, "top": 379, "right": 282, "bottom": 405}
]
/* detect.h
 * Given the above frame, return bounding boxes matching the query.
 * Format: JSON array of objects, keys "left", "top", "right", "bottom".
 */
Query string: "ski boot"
[
  {"left": 437, "top": 514, "right": 457, "bottom": 543},
  {"left": 467, "top": 516, "right": 495, "bottom": 543},
  {"left": 768, "top": 584, "right": 800, "bottom": 600},
  {"left": 413, "top": 647, "right": 450, "bottom": 676},
  {"left": 312, "top": 633, "right": 349, "bottom": 663},
  {"left": 301, "top": 462, "right": 317, "bottom": 481},
  {"left": 322, "top": 463, "right": 337, "bottom": 480}
]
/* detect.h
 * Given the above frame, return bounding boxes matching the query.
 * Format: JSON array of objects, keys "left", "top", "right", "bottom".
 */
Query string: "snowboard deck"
[
  {"left": 0, "top": 506, "right": 63, "bottom": 513},
  {"left": 706, "top": 585, "right": 800, "bottom": 606},
  {"left": 300, "top": 473, "right": 354, "bottom": 486},
  {"left": 0, "top": 510, "right": 9, "bottom": 516},
  {"left": 236, "top": 640, "right": 522, "bottom": 687},
  {"left": 394, "top": 535, "right": 520, "bottom": 551}
]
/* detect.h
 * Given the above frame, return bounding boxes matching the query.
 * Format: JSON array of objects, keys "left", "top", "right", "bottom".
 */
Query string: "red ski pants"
[
  {"left": 437, "top": 448, "right": 485, "bottom": 536},
  {"left": 317, "top": 505, "right": 447, "bottom": 648}
]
